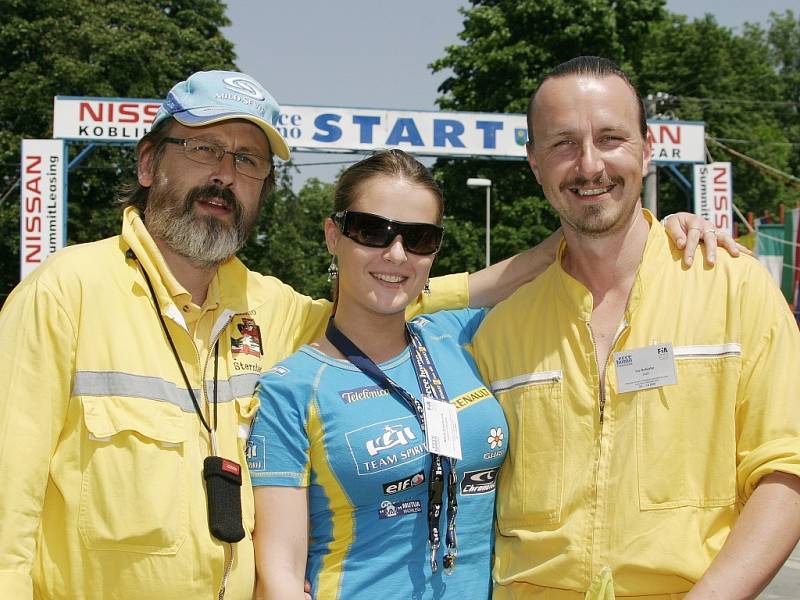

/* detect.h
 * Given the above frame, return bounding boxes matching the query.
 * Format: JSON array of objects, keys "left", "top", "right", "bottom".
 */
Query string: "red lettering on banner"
[
  {"left": 79, "top": 102, "right": 104, "bottom": 122},
  {"left": 118, "top": 103, "right": 138, "bottom": 123},
  {"left": 23, "top": 154, "right": 44, "bottom": 265},
  {"left": 25, "top": 155, "right": 42, "bottom": 173},
  {"left": 25, "top": 236, "right": 42, "bottom": 263},
  {"left": 79, "top": 101, "right": 161, "bottom": 124},
  {"left": 25, "top": 193, "right": 41, "bottom": 213},
  {"left": 25, "top": 216, "right": 41, "bottom": 233},
  {"left": 144, "top": 103, "right": 159, "bottom": 123},
  {"left": 647, "top": 124, "right": 681, "bottom": 145},
  {"left": 713, "top": 166, "right": 728, "bottom": 185}
]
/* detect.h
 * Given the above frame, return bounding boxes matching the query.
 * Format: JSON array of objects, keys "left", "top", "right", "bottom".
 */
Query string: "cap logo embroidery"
[{"left": 222, "top": 76, "right": 266, "bottom": 101}]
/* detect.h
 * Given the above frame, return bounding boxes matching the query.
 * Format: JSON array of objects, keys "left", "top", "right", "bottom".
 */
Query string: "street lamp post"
[{"left": 467, "top": 178, "right": 492, "bottom": 267}]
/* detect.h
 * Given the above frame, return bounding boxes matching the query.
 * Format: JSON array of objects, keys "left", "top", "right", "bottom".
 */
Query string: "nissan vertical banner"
[
  {"left": 20, "top": 139, "right": 67, "bottom": 278},
  {"left": 693, "top": 162, "right": 733, "bottom": 237}
]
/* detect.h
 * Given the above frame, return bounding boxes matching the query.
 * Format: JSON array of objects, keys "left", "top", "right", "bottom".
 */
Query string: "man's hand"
[{"left": 662, "top": 213, "right": 751, "bottom": 266}]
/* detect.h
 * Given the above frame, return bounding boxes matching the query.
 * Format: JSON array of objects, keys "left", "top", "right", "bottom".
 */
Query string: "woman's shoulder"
[{"left": 410, "top": 307, "right": 489, "bottom": 344}]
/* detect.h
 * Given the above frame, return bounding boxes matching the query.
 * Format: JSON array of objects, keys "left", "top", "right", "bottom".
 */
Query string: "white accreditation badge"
[
  {"left": 423, "top": 396, "right": 463, "bottom": 460},
  {"left": 614, "top": 343, "right": 678, "bottom": 393}
]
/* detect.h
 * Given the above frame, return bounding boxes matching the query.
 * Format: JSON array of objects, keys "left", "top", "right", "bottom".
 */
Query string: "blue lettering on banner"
[
  {"left": 476, "top": 121, "right": 504, "bottom": 149},
  {"left": 433, "top": 119, "right": 465, "bottom": 148},
  {"left": 352, "top": 115, "right": 381, "bottom": 144},
  {"left": 313, "top": 113, "right": 342, "bottom": 142},
  {"left": 276, "top": 113, "right": 303, "bottom": 140},
  {"left": 386, "top": 118, "right": 424, "bottom": 146}
]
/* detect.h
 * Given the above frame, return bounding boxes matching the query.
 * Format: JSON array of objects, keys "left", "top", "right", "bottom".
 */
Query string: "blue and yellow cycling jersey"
[{"left": 249, "top": 308, "right": 507, "bottom": 599}]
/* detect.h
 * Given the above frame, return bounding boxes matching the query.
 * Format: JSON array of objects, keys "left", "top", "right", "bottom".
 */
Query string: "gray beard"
[{"left": 144, "top": 182, "right": 251, "bottom": 269}]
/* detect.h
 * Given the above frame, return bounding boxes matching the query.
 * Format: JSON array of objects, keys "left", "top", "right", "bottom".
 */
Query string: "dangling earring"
[
  {"left": 423, "top": 279, "right": 431, "bottom": 295},
  {"left": 327, "top": 256, "right": 339, "bottom": 282}
]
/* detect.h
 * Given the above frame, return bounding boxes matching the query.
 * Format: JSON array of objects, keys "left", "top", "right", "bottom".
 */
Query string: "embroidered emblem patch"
[{"left": 231, "top": 317, "right": 262, "bottom": 357}]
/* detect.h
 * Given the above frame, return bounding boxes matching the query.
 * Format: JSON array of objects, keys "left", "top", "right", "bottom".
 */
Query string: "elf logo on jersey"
[
  {"left": 231, "top": 317, "right": 262, "bottom": 357},
  {"left": 383, "top": 470, "right": 425, "bottom": 495}
]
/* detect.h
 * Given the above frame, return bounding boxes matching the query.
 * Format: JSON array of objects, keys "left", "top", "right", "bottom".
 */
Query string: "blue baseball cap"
[{"left": 152, "top": 70, "right": 290, "bottom": 160}]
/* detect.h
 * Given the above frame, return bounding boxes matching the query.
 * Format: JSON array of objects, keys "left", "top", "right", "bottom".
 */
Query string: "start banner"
[{"left": 53, "top": 97, "right": 705, "bottom": 163}]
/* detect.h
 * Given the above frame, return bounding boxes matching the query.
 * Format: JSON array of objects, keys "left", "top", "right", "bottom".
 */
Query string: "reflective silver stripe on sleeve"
[
  {"left": 490, "top": 369, "right": 563, "bottom": 394},
  {"left": 673, "top": 343, "right": 742, "bottom": 359},
  {"left": 219, "top": 372, "right": 261, "bottom": 400},
  {"left": 74, "top": 370, "right": 263, "bottom": 413}
]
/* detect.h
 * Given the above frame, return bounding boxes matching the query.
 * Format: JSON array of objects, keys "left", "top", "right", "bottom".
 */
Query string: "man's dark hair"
[
  {"left": 526, "top": 56, "right": 648, "bottom": 143},
  {"left": 117, "top": 117, "right": 277, "bottom": 215}
]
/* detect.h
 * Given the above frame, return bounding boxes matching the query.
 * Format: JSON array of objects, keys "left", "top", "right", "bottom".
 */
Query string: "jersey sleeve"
[
  {"left": 405, "top": 272, "right": 470, "bottom": 317},
  {"left": 415, "top": 307, "right": 489, "bottom": 345},
  {"left": 249, "top": 364, "right": 314, "bottom": 488}
]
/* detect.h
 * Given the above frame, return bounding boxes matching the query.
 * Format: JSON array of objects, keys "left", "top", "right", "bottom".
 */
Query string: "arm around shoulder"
[{"left": 467, "top": 227, "right": 561, "bottom": 308}]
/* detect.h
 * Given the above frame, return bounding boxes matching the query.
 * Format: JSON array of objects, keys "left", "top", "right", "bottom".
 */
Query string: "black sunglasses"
[{"left": 331, "top": 211, "right": 444, "bottom": 255}]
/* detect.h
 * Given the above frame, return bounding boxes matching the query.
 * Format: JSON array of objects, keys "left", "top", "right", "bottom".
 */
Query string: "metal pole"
[{"left": 485, "top": 186, "right": 491, "bottom": 267}]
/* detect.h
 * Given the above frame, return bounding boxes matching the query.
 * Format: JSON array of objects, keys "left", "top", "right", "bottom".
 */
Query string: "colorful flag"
[
  {"left": 782, "top": 208, "right": 799, "bottom": 313},
  {"left": 755, "top": 221, "right": 785, "bottom": 288}
]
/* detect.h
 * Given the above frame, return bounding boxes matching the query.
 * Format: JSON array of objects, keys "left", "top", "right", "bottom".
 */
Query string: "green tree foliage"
[
  {"left": 430, "top": 1, "right": 799, "bottom": 269},
  {"left": 429, "top": 0, "right": 667, "bottom": 273},
  {"left": 0, "top": 0, "right": 236, "bottom": 300},
  {"left": 765, "top": 11, "right": 800, "bottom": 182},
  {"left": 240, "top": 169, "right": 334, "bottom": 300},
  {"left": 638, "top": 13, "right": 796, "bottom": 218}
]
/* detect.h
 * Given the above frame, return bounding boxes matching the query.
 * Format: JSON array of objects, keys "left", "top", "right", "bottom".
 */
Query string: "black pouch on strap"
[{"left": 203, "top": 456, "right": 245, "bottom": 543}]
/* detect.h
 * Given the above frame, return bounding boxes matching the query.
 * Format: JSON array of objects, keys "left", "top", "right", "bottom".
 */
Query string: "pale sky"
[{"left": 222, "top": 0, "right": 796, "bottom": 186}]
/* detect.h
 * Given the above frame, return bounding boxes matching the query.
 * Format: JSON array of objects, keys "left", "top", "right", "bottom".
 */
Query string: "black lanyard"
[
  {"left": 325, "top": 318, "right": 459, "bottom": 574},
  {"left": 129, "top": 250, "right": 219, "bottom": 445}
]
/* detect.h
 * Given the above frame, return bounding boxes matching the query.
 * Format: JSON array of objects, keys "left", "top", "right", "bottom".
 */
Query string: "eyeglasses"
[
  {"left": 331, "top": 211, "right": 444, "bottom": 255},
  {"left": 164, "top": 137, "right": 272, "bottom": 180}
]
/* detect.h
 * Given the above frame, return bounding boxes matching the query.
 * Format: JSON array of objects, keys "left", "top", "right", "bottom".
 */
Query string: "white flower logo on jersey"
[{"left": 487, "top": 427, "right": 504, "bottom": 449}]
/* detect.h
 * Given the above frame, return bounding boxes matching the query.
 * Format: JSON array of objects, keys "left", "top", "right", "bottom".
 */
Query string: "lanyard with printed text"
[{"left": 325, "top": 318, "right": 459, "bottom": 574}]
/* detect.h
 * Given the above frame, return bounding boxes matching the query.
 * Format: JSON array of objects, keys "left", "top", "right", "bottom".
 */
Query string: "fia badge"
[
  {"left": 423, "top": 396, "right": 462, "bottom": 460},
  {"left": 614, "top": 343, "right": 678, "bottom": 393}
]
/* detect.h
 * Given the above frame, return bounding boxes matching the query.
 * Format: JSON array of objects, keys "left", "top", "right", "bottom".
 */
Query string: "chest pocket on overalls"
[
  {"left": 78, "top": 396, "right": 188, "bottom": 553},
  {"left": 636, "top": 347, "right": 741, "bottom": 510},
  {"left": 494, "top": 370, "right": 564, "bottom": 530}
]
